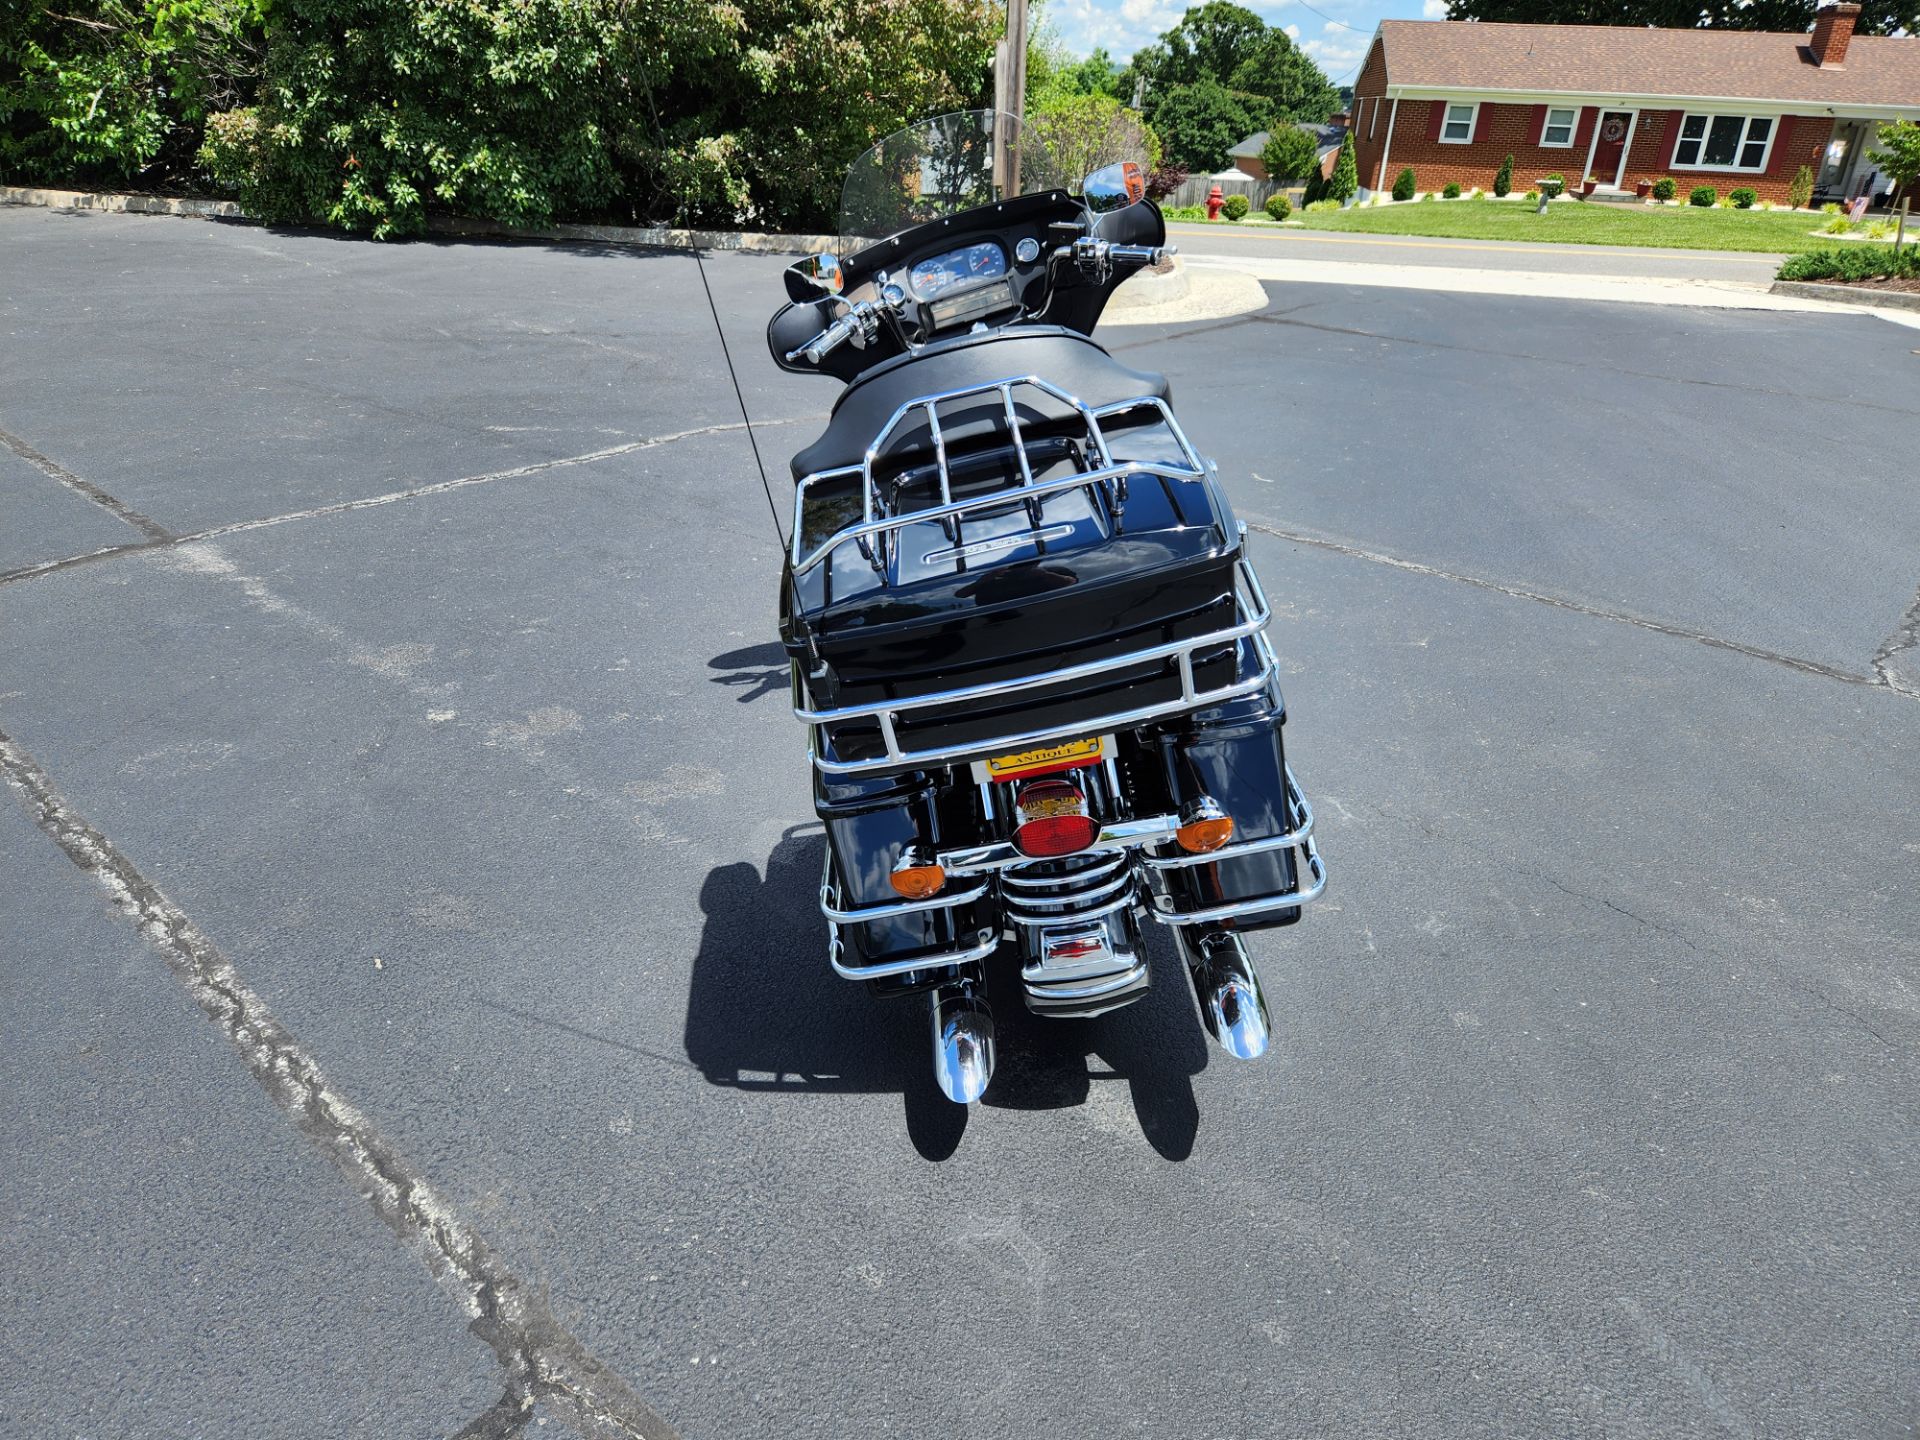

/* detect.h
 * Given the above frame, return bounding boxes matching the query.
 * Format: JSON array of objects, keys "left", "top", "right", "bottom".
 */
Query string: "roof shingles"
[{"left": 1372, "top": 19, "right": 1920, "bottom": 108}]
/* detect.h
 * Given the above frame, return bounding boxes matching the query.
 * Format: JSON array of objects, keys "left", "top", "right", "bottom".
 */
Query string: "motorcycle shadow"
[{"left": 683, "top": 826, "right": 1209, "bottom": 1161}]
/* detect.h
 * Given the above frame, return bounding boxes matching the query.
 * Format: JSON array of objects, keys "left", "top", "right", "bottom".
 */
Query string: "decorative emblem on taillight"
[{"left": 1013, "top": 778, "right": 1100, "bottom": 857}]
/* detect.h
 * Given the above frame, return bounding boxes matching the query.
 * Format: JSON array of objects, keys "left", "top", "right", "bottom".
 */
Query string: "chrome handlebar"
[{"left": 784, "top": 239, "right": 1176, "bottom": 365}]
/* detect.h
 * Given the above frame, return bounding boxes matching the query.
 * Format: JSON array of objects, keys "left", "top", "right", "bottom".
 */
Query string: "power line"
[{"left": 1290, "top": 0, "right": 1370, "bottom": 32}]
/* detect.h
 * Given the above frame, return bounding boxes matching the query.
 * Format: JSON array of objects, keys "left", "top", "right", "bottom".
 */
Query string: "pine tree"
[
  {"left": 1493, "top": 152, "right": 1514, "bottom": 198},
  {"left": 1328, "top": 132, "right": 1358, "bottom": 204}
]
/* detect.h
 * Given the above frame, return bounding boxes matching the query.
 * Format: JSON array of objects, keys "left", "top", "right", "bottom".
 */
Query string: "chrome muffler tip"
[
  {"left": 931, "top": 983, "right": 996, "bottom": 1104},
  {"left": 1184, "top": 931, "right": 1273, "bottom": 1061}
]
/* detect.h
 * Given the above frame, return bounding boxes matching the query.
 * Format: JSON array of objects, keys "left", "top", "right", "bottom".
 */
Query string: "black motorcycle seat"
[{"left": 789, "top": 327, "right": 1171, "bottom": 480}]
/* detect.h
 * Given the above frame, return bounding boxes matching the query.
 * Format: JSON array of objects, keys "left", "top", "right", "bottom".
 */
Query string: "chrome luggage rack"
[
  {"left": 790, "top": 373, "right": 1274, "bottom": 779},
  {"left": 788, "top": 373, "right": 1209, "bottom": 580}
]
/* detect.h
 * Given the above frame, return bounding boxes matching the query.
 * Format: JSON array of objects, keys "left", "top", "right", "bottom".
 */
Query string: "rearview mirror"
[
  {"left": 784, "top": 253, "right": 842, "bottom": 302},
  {"left": 1082, "top": 162, "right": 1147, "bottom": 215}
]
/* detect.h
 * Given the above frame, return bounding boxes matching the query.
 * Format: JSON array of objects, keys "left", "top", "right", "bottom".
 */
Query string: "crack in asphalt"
[
  {"left": 0, "top": 416, "right": 811, "bottom": 590},
  {"left": 0, "top": 424, "right": 173, "bottom": 541},
  {"left": 1244, "top": 517, "right": 1916, "bottom": 700},
  {"left": 1868, "top": 579, "right": 1920, "bottom": 699},
  {"left": 0, "top": 729, "right": 683, "bottom": 1440}
]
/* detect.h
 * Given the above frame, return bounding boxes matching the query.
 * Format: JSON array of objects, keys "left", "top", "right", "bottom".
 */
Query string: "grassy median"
[{"left": 1285, "top": 201, "right": 1853, "bottom": 253}]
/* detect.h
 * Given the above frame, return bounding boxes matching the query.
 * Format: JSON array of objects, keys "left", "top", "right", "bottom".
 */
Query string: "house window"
[
  {"left": 1440, "top": 103, "right": 1477, "bottom": 143},
  {"left": 1540, "top": 107, "right": 1576, "bottom": 147},
  {"left": 1672, "top": 114, "right": 1775, "bottom": 172}
]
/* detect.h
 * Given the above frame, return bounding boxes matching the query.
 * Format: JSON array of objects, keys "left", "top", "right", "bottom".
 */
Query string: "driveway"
[{"left": 3, "top": 205, "right": 1917, "bottom": 1440}]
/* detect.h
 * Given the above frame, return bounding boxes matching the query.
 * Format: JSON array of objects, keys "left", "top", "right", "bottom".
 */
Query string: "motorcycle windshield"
[{"left": 839, "top": 109, "right": 1054, "bottom": 245}]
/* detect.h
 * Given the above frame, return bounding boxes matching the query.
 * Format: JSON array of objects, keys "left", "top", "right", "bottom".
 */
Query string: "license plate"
[{"left": 972, "top": 735, "right": 1109, "bottom": 784}]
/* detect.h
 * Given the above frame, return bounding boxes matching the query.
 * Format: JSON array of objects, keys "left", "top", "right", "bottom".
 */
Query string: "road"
[
  {"left": 1168, "top": 221, "right": 1784, "bottom": 283},
  {"left": 3, "top": 205, "right": 1918, "bottom": 1440}
]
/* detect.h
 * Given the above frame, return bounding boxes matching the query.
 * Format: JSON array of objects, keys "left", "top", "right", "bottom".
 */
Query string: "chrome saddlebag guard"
[{"left": 1140, "top": 686, "right": 1326, "bottom": 932}]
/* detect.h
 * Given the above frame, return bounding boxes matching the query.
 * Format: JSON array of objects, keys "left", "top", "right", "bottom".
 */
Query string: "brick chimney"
[
  {"left": 1330, "top": 111, "right": 1351, "bottom": 130},
  {"left": 1810, "top": 2, "right": 1859, "bottom": 67}
]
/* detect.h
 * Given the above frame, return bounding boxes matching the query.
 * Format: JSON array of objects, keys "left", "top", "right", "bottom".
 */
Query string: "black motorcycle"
[{"left": 763, "top": 110, "right": 1326, "bottom": 1104}]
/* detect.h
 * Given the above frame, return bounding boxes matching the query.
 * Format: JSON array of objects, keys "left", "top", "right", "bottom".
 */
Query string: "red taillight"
[{"left": 1013, "top": 779, "right": 1100, "bottom": 857}]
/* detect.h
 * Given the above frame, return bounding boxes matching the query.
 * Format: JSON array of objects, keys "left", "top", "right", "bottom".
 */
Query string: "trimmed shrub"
[
  {"left": 1688, "top": 185, "right": 1717, "bottom": 207},
  {"left": 1327, "top": 131, "right": 1358, "bottom": 204},
  {"left": 1161, "top": 204, "right": 1209, "bottom": 221},
  {"left": 1305, "top": 198, "right": 1341, "bottom": 212},
  {"left": 1788, "top": 165, "right": 1814, "bottom": 210},
  {"left": 1493, "top": 152, "right": 1513, "bottom": 197},
  {"left": 1264, "top": 192, "right": 1291, "bottom": 220},
  {"left": 1821, "top": 201, "right": 1843, "bottom": 214},
  {"left": 1729, "top": 187, "right": 1757, "bottom": 209},
  {"left": 1391, "top": 166, "right": 1415, "bottom": 201},
  {"left": 1777, "top": 245, "right": 1920, "bottom": 282},
  {"left": 1221, "top": 193, "right": 1250, "bottom": 220},
  {"left": 1822, "top": 213, "right": 1855, "bottom": 234},
  {"left": 1442, "top": 181, "right": 1461, "bottom": 198},
  {"left": 1651, "top": 177, "right": 1676, "bottom": 202}
]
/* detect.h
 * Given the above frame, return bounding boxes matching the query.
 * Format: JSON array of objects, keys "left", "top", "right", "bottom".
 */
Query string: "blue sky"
[{"left": 1044, "top": 0, "right": 1441, "bottom": 90}]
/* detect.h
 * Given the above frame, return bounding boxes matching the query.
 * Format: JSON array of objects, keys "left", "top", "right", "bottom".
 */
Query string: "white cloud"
[
  {"left": 1421, "top": 0, "right": 1448, "bottom": 16},
  {"left": 1285, "top": 22, "right": 1302, "bottom": 37}
]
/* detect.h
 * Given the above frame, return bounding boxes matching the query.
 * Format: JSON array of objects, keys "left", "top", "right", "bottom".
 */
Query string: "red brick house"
[{"left": 1349, "top": 6, "right": 1920, "bottom": 205}]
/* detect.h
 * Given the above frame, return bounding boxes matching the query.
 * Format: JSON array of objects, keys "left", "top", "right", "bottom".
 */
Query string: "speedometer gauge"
[{"left": 908, "top": 241, "right": 1007, "bottom": 300}]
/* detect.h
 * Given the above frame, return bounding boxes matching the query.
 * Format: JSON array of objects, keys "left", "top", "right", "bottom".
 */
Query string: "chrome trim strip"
[
  {"left": 1007, "top": 888, "right": 1140, "bottom": 927},
  {"left": 1021, "top": 963, "right": 1149, "bottom": 1002},
  {"left": 1002, "top": 867, "right": 1135, "bottom": 911},
  {"left": 998, "top": 853, "right": 1130, "bottom": 889}
]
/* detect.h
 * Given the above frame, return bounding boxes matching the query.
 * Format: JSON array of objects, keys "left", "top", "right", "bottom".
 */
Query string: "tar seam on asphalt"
[
  {"left": 0, "top": 416, "right": 811, "bottom": 590},
  {"left": 0, "top": 729, "right": 684, "bottom": 1440},
  {"left": 0, "top": 424, "right": 173, "bottom": 541},
  {"left": 1244, "top": 518, "right": 1919, "bottom": 700}
]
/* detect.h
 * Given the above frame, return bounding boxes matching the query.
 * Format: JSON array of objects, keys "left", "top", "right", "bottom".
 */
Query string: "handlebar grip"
[
  {"left": 786, "top": 311, "right": 859, "bottom": 365},
  {"left": 1109, "top": 243, "right": 1174, "bottom": 265}
]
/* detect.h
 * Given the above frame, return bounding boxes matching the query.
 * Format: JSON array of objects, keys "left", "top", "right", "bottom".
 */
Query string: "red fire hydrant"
[{"left": 1205, "top": 184, "right": 1225, "bottom": 221}]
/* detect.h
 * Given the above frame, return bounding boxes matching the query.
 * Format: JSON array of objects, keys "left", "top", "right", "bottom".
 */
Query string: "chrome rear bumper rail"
[
  {"left": 1139, "top": 765, "right": 1316, "bottom": 871},
  {"left": 825, "top": 915, "right": 1000, "bottom": 980},
  {"left": 817, "top": 850, "right": 990, "bottom": 924}
]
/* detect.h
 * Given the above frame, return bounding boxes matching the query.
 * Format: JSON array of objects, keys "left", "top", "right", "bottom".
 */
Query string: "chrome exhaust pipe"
[
  {"left": 1179, "top": 929, "right": 1273, "bottom": 1060},
  {"left": 930, "top": 982, "right": 996, "bottom": 1104}
]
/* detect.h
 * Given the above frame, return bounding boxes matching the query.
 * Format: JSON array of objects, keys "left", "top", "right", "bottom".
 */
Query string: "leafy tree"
[
  {"left": 1128, "top": 2, "right": 1337, "bottom": 126},
  {"left": 1031, "top": 46, "right": 1124, "bottom": 106},
  {"left": 197, "top": 0, "right": 998, "bottom": 236},
  {"left": 1326, "top": 129, "right": 1357, "bottom": 203},
  {"left": 1, "top": 0, "right": 267, "bottom": 185},
  {"left": 1443, "top": 0, "right": 1917, "bottom": 35},
  {"left": 1493, "top": 152, "right": 1513, "bottom": 197},
  {"left": 1391, "top": 165, "right": 1415, "bottom": 201},
  {"left": 1868, "top": 119, "right": 1920, "bottom": 206},
  {"left": 1144, "top": 77, "right": 1271, "bottom": 173},
  {"left": 1259, "top": 125, "right": 1319, "bottom": 182}
]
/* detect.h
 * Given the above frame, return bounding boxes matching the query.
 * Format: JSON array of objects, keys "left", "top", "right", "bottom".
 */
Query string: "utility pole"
[{"left": 992, "top": 0, "right": 1029, "bottom": 193}]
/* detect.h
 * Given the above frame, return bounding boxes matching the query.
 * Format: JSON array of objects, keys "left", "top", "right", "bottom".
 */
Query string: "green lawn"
[{"left": 1285, "top": 200, "right": 1842, "bottom": 253}]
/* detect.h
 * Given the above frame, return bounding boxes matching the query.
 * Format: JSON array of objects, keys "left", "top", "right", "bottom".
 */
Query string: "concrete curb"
[
  {"left": 1106, "top": 256, "right": 1192, "bottom": 310},
  {"left": 2, "top": 184, "right": 836, "bottom": 255},
  {"left": 1769, "top": 279, "right": 1920, "bottom": 313},
  {"left": 3, "top": 185, "right": 244, "bottom": 219}
]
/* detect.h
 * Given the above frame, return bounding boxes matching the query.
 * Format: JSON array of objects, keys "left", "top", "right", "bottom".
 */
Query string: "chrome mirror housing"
[
  {"left": 1081, "top": 161, "right": 1147, "bottom": 215},
  {"left": 783, "top": 252, "right": 843, "bottom": 302}
]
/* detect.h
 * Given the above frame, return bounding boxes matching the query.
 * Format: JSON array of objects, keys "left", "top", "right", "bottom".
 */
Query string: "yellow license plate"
[{"left": 976, "top": 735, "right": 1107, "bottom": 783}]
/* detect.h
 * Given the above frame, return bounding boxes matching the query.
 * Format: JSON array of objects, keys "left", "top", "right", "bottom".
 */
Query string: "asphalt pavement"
[{"left": 3, "top": 205, "right": 1918, "bottom": 1440}]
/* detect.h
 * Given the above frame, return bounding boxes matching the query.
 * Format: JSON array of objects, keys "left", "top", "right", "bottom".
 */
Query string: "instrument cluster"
[{"left": 908, "top": 241, "right": 1008, "bottom": 300}]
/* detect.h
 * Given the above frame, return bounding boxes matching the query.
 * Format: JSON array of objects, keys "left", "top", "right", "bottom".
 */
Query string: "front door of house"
[{"left": 1590, "top": 111, "right": 1633, "bottom": 187}]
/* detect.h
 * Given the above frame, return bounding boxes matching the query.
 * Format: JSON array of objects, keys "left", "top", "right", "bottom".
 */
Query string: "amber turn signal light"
[
  {"left": 1175, "top": 797, "right": 1233, "bottom": 854},
  {"left": 889, "top": 849, "right": 947, "bottom": 899}
]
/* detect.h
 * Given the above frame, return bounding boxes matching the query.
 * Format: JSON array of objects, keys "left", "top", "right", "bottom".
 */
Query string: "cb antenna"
[{"left": 691, "top": 244, "right": 785, "bottom": 541}]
